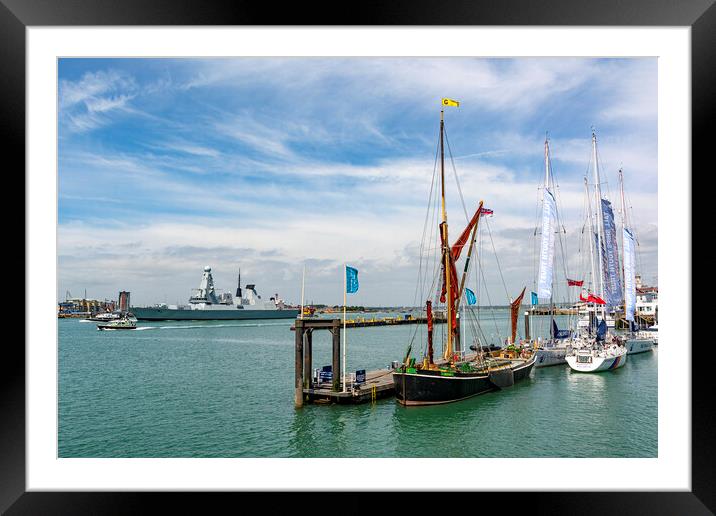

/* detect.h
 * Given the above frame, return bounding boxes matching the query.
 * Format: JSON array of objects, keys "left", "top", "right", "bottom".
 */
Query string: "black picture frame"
[{"left": 4, "top": 0, "right": 711, "bottom": 513}]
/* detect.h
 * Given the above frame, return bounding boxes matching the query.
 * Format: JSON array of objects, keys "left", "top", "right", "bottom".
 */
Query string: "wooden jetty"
[
  {"left": 528, "top": 307, "right": 577, "bottom": 315},
  {"left": 294, "top": 314, "right": 446, "bottom": 329},
  {"left": 293, "top": 318, "right": 399, "bottom": 407}
]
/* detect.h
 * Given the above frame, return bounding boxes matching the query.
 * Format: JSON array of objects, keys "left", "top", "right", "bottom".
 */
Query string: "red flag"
[
  {"left": 480, "top": 207, "right": 493, "bottom": 215},
  {"left": 567, "top": 278, "right": 584, "bottom": 287},
  {"left": 589, "top": 294, "right": 606, "bottom": 305},
  {"left": 579, "top": 291, "right": 606, "bottom": 305}
]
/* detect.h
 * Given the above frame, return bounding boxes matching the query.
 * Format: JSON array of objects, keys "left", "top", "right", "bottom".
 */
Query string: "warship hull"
[{"left": 132, "top": 307, "right": 299, "bottom": 321}]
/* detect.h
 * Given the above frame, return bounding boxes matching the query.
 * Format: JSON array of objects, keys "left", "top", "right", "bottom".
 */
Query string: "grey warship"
[{"left": 132, "top": 266, "right": 299, "bottom": 321}]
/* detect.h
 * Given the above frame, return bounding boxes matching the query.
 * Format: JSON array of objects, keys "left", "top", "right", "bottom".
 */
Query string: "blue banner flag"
[
  {"left": 537, "top": 189, "right": 557, "bottom": 299},
  {"left": 530, "top": 291, "right": 538, "bottom": 305},
  {"left": 346, "top": 266, "right": 359, "bottom": 294},
  {"left": 600, "top": 199, "right": 622, "bottom": 307},
  {"left": 465, "top": 288, "right": 477, "bottom": 305}
]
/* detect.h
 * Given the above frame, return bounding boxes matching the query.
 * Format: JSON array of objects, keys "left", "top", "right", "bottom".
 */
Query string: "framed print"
[{"left": 5, "top": 0, "right": 713, "bottom": 512}]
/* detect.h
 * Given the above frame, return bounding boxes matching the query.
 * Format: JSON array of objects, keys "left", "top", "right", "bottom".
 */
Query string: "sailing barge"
[{"left": 392, "top": 99, "right": 535, "bottom": 406}]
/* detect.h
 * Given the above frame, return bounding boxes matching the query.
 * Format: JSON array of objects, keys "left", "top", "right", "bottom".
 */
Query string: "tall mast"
[
  {"left": 584, "top": 177, "right": 598, "bottom": 310},
  {"left": 591, "top": 131, "right": 606, "bottom": 319},
  {"left": 618, "top": 168, "right": 628, "bottom": 318},
  {"left": 619, "top": 168, "right": 628, "bottom": 231},
  {"left": 545, "top": 137, "right": 555, "bottom": 339},
  {"left": 544, "top": 135, "right": 552, "bottom": 191},
  {"left": 440, "top": 108, "right": 453, "bottom": 360}
]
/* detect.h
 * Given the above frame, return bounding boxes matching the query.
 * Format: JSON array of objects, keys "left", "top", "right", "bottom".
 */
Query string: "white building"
[{"left": 635, "top": 275, "right": 658, "bottom": 318}]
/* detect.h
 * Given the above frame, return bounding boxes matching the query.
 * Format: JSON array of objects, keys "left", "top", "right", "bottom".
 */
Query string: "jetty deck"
[
  {"left": 303, "top": 368, "right": 396, "bottom": 404},
  {"left": 293, "top": 318, "right": 398, "bottom": 406}
]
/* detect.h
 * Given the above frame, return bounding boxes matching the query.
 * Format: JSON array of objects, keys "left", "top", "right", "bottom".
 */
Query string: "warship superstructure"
[{"left": 132, "top": 266, "right": 299, "bottom": 321}]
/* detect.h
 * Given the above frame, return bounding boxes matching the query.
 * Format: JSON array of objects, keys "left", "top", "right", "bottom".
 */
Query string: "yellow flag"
[{"left": 442, "top": 98, "right": 459, "bottom": 107}]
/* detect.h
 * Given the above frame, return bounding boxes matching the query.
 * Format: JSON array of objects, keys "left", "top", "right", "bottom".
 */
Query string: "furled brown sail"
[{"left": 510, "top": 287, "right": 526, "bottom": 344}]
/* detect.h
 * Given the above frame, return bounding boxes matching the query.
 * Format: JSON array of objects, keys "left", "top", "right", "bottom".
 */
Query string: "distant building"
[
  {"left": 635, "top": 274, "right": 658, "bottom": 317},
  {"left": 57, "top": 296, "right": 116, "bottom": 315},
  {"left": 118, "top": 291, "right": 131, "bottom": 313}
]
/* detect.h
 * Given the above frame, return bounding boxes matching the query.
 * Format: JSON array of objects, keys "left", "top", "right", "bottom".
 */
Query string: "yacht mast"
[
  {"left": 619, "top": 168, "right": 634, "bottom": 326},
  {"left": 619, "top": 168, "right": 628, "bottom": 232},
  {"left": 584, "top": 177, "right": 598, "bottom": 313},
  {"left": 545, "top": 137, "right": 555, "bottom": 339},
  {"left": 591, "top": 131, "right": 606, "bottom": 320}
]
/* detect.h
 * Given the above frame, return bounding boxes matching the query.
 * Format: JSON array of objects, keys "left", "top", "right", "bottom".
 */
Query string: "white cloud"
[{"left": 57, "top": 57, "right": 658, "bottom": 305}]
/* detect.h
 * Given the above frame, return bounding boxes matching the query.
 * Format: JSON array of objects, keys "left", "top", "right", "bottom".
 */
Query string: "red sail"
[
  {"left": 451, "top": 204, "right": 482, "bottom": 261},
  {"left": 510, "top": 287, "right": 526, "bottom": 344},
  {"left": 438, "top": 204, "right": 483, "bottom": 334}
]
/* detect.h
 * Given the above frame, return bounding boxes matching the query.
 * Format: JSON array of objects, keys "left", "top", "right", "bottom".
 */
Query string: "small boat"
[
  {"left": 97, "top": 316, "right": 137, "bottom": 330},
  {"left": 392, "top": 99, "right": 536, "bottom": 406}
]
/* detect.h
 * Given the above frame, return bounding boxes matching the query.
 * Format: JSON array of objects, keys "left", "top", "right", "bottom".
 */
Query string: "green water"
[{"left": 58, "top": 312, "right": 657, "bottom": 458}]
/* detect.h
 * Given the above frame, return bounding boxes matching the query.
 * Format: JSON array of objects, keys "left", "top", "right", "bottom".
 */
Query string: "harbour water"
[{"left": 58, "top": 310, "right": 657, "bottom": 458}]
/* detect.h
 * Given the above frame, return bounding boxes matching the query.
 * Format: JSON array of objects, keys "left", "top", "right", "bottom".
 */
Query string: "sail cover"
[
  {"left": 537, "top": 189, "right": 557, "bottom": 299},
  {"left": 596, "top": 318, "right": 607, "bottom": 341},
  {"left": 623, "top": 227, "right": 637, "bottom": 321},
  {"left": 600, "top": 199, "right": 622, "bottom": 307},
  {"left": 552, "top": 319, "right": 571, "bottom": 339}
]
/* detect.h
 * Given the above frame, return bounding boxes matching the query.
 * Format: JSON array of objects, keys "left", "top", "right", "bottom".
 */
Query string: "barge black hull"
[
  {"left": 393, "top": 370, "right": 496, "bottom": 406},
  {"left": 393, "top": 354, "right": 536, "bottom": 406}
]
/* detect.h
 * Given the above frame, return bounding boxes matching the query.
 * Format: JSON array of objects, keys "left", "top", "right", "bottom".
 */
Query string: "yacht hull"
[
  {"left": 626, "top": 338, "right": 655, "bottom": 354},
  {"left": 566, "top": 349, "right": 627, "bottom": 372},
  {"left": 535, "top": 347, "right": 568, "bottom": 367}
]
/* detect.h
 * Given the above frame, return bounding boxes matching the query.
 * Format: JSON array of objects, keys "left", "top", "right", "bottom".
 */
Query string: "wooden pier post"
[
  {"left": 331, "top": 319, "right": 341, "bottom": 392},
  {"left": 524, "top": 311, "right": 530, "bottom": 341},
  {"left": 304, "top": 328, "right": 313, "bottom": 389},
  {"left": 295, "top": 318, "right": 304, "bottom": 408}
]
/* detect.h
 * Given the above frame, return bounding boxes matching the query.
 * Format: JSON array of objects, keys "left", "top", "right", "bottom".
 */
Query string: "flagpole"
[
  {"left": 300, "top": 264, "right": 306, "bottom": 320},
  {"left": 342, "top": 263, "right": 347, "bottom": 393}
]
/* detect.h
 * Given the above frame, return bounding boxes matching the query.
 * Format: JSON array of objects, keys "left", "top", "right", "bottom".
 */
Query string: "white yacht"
[
  {"left": 565, "top": 132, "right": 628, "bottom": 373},
  {"left": 566, "top": 340, "right": 628, "bottom": 372},
  {"left": 532, "top": 137, "right": 576, "bottom": 368}
]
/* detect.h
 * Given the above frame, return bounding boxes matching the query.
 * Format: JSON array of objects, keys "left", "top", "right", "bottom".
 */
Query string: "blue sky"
[{"left": 58, "top": 57, "right": 657, "bottom": 307}]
